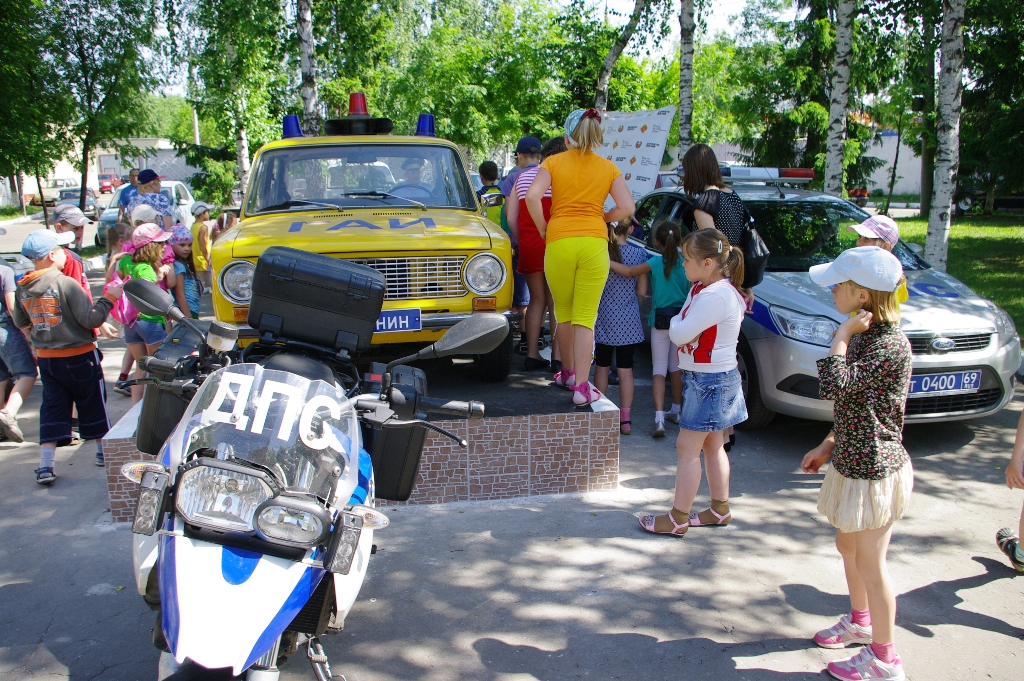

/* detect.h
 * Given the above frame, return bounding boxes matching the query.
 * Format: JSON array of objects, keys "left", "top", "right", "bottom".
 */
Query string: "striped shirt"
[{"left": 512, "top": 166, "right": 551, "bottom": 200}]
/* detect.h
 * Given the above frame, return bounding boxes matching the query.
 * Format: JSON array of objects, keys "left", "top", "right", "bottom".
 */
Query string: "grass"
[
  {"left": 895, "top": 214, "right": 1024, "bottom": 330},
  {"left": 0, "top": 206, "right": 28, "bottom": 219},
  {"left": 77, "top": 245, "right": 106, "bottom": 259}
]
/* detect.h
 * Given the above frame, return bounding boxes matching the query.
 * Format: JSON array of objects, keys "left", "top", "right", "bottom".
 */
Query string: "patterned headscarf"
[{"left": 563, "top": 108, "right": 602, "bottom": 147}]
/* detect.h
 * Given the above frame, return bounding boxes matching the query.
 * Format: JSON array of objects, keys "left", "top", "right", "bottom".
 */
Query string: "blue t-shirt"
[
  {"left": 647, "top": 253, "right": 691, "bottom": 327},
  {"left": 119, "top": 185, "right": 138, "bottom": 207},
  {"left": 173, "top": 261, "right": 201, "bottom": 316}
]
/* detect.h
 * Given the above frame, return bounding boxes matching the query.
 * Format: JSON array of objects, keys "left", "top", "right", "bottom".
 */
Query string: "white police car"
[{"left": 632, "top": 168, "right": 1021, "bottom": 429}]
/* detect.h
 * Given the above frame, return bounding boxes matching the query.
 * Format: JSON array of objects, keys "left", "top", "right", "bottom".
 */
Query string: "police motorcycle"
[{"left": 120, "top": 247, "right": 507, "bottom": 680}]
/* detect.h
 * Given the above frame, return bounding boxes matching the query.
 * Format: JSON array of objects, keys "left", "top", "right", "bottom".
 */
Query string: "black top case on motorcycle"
[
  {"left": 248, "top": 246, "right": 386, "bottom": 352},
  {"left": 137, "top": 321, "right": 211, "bottom": 455}
]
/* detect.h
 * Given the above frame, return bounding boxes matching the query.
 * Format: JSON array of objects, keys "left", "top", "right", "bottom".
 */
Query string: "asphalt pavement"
[{"left": 2, "top": 210, "right": 1024, "bottom": 681}]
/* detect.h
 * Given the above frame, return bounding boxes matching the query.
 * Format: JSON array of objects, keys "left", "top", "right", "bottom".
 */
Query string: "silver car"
[{"left": 631, "top": 183, "right": 1021, "bottom": 429}]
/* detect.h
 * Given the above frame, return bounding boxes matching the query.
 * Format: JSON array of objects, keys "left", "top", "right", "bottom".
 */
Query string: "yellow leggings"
[{"left": 544, "top": 236, "right": 609, "bottom": 329}]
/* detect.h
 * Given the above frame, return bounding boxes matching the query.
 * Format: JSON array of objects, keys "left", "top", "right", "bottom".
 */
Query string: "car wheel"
[
  {"left": 94, "top": 233, "right": 101, "bottom": 247},
  {"left": 956, "top": 196, "right": 973, "bottom": 213},
  {"left": 736, "top": 335, "right": 775, "bottom": 430},
  {"left": 474, "top": 326, "right": 513, "bottom": 383}
]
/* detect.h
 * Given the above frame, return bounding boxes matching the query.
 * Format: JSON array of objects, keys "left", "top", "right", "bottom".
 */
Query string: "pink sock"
[
  {"left": 870, "top": 642, "right": 896, "bottom": 664},
  {"left": 621, "top": 408, "right": 631, "bottom": 422},
  {"left": 850, "top": 609, "right": 871, "bottom": 627}
]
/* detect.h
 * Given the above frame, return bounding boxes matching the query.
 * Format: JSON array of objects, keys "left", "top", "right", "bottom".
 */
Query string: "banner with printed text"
[{"left": 600, "top": 105, "right": 676, "bottom": 210}]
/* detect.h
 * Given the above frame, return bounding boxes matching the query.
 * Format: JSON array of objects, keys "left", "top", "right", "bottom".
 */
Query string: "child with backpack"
[
  {"left": 610, "top": 220, "right": 689, "bottom": 437},
  {"left": 169, "top": 227, "right": 202, "bottom": 319},
  {"left": 13, "top": 230, "right": 123, "bottom": 484},
  {"left": 593, "top": 219, "right": 649, "bottom": 434},
  {"left": 800, "top": 246, "right": 912, "bottom": 681},
  {"left": 638, "top": 228, "right": 747, "bottom": 537}
]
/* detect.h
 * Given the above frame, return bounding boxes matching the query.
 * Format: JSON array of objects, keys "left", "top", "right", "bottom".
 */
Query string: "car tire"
[
  {"left": 736, "top": 335, "right": 776, "bottom": 430},
  {"left": 474, "top": 326, "right": 513, "bottom": 383}
]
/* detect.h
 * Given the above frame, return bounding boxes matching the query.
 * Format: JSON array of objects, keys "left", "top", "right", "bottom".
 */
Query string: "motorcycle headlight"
[
  {"left": 220, "top": 260, "right": 256, "bottom": 305},
  {"left": 464, "top": 253, "right": 506, "bottom": 295},
  {"left": 254, "top": 497, "right": 331, "bottom": 548},
  {"left": 990, "top": 303, "right": 1018, "bottom": 346},
  {"left": 175, "top": 460, "right": 276, "bottom": 533},
  {"left": 770, "top": 306, "right": 840, "bottom": 347}
]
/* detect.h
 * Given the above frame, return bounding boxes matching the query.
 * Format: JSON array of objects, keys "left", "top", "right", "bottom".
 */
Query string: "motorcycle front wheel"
[{"left": 158, "top": 652, "right": 249, "bottom": 681}]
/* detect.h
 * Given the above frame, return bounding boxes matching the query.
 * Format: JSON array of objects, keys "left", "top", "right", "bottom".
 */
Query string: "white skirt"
[{"left": 817, "top": 459, "right": 913, "bottom": 533}]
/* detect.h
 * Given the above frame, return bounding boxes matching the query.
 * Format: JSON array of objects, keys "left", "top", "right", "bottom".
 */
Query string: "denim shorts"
[
  {"left": 0, "top": 319, "right": 37, "bottom": 382},
  {"left": 678, "top": 368, "right": 748, "bottom": 432},
  {"left": 125, "top": 319, "right": 167, "bottom": 346}
]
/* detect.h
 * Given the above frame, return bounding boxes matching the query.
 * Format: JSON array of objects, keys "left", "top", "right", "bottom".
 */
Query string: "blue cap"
[
  {"left": 515, "top": 136, "right": 542, "bottom": 154},
  {"left": 283, "top": 115, "right": 303, "bottom": 139},
  {"left": 22, "top": 229, "right": 74, "bottom": 261},
  {"left": 415, "top": 113, "right": 436, "bottom": 137}
]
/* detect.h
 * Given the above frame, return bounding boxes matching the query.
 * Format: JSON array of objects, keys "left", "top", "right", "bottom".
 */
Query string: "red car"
[{"left": 97, "top": 173, "right": 121, "bottom": 193}]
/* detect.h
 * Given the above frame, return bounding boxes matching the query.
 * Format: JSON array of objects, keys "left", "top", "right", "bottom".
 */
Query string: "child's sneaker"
[
  {"left": 553, "top": 368, "right": 575, "bottom": 390},
  {"left": 113, "top": 379, "right": 132, "bottom": 397},
  {"left": 35, "top": 467, "right": 56, "bottom": 485},
  {"left": 665, "top": 408, "right": 680, "bottom": 424},
  {"left": 0, "top": 408, "right": 24, "bottom": 443},
  {"left": 827, "top": 646, "right": 904, "bottom": 681},
  {"left": 996, "top": 528, "right": 1024, "bottom": 572},
  {"left": 572, "top": 381, "right": 603, "bottom": 408},
  {"left": 814, "top": 614, "right": 872, "bottom": 649},
  {"left": 652, "top": 419, "right": 666, "bottom": 438},
  {"left": 95, "top": 452, "right": 105, "bottom": 467}
]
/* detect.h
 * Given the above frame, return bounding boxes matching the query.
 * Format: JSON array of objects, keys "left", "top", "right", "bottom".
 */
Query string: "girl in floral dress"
[{"left": 801, "top": 246, "right": 912, "bottom": 681}]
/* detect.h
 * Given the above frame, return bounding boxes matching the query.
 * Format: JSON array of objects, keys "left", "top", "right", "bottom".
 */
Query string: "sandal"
[
  {"left": 638, "top": 508, "right": 689, "bottom": 537},
  {"left": 553, "top": 368, "right": 576, "bottom": 390},
  {"left": 688, "top": 507, "right": 731, "bottom": 527},
  {"left": 620, "top": 420, "right": 631, "bottom": 435}
]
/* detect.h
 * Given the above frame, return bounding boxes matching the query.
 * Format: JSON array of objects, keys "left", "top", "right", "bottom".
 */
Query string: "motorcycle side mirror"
[
  {"left": 124, "top": 278, "right": 175, "bottom": 318},
  {"left": 384, "top": 314, "right": 509, "bottom": 374}
]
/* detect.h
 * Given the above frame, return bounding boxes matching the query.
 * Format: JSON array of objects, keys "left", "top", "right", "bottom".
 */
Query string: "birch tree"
[
  {"left": 677, "top": 0, "right": 695, "bottom": 168},
  {"left": 297, "top": 0, "right": 320, "bottom": 135},
  {"left": 925, "top": 0, "right": 965, "bottom": 271},
  {"left": 595, "top": 0, "right": 649, "bottom": 110},
  {"left": 823, "top": 0, "right": 856, "bottom": 196}
]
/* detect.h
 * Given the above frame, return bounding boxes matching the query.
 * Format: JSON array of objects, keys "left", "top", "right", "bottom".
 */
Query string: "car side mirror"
[
  {"left": 482, "top": 193, "right": 503, "bottom": 208},
  {"left": 178, "top": 199, "right": 189, "bottom": 206},
  {"left": 907, "top": 242, "right": 924, "bottom": 254}
]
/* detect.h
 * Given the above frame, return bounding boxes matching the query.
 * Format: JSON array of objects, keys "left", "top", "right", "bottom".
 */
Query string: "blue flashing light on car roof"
[
  {"left": 282, "top": 115, "right": 303, "bottom": 139},
  {"left": 415, "top": 113, "right": 436, "bottom": 137}
]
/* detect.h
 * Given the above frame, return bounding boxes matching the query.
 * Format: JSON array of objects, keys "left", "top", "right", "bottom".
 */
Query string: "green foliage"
[{"left": 188, "top": 157, "right": 238, "bottom": 207}]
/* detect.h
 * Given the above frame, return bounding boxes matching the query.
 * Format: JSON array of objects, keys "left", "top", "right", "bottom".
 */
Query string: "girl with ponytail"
[
  {"left": 526, "top": 108, "right": 635, "bottom": 407},
  {"left": 609, "top": 219, "right": 690, "bottom": 436},
  {"left": 638, "top": 228, "right": 748, "bottom": 537}
]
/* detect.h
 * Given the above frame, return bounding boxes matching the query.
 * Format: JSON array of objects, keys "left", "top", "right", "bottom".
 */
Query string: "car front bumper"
[{"left": 749, "top": 333, "right": 1021, "bottom": 423}]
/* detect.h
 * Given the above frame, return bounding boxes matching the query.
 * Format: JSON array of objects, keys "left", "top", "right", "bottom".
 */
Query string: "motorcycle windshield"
[{"left": 179, "top": 364, "right": 359, "bottom": 502}]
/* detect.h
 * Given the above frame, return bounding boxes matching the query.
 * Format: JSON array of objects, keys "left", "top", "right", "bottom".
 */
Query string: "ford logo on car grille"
[{"left": 931, "top": 337, "right": 957, "bottom": 351}]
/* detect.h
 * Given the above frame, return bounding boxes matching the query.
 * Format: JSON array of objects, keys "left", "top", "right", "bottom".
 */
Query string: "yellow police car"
[{"left": 211, "top": 98, "right": 516, "bottom": 381}]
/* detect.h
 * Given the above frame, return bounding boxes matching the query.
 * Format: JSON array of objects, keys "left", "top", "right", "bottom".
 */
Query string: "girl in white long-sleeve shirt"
[{"left": 639, "top": 228, "right": 748, "bottom": 536}]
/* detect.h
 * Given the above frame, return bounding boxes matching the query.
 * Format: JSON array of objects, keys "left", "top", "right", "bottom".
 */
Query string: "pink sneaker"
[
  {"left": 814, "top": 614, "right": 872, "bottom": 649},
  {"left": 554, "top": 369, "right": 576, "bottom": 390},
  {"left": 572, "top": 381, "right": 604, "bottom": 407},
  {"left": 827, "top": 646, "right": 904, "bottom": 680}
]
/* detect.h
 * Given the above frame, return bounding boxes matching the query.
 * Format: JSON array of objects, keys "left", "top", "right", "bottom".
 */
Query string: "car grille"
[
  {"left": 905, "top": 387, "right": 1003, "bottom": 416},
  {"left": 347, "top": 256, "right": 467, "bottom": 300},
  {"left": 907, "top": 333, "right": 992, "bottom": 354}
]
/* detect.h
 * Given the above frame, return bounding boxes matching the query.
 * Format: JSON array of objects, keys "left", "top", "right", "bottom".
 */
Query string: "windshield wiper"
[
  {"left": 340, "top": 191, "right": 428, "bottom": 211},
  {"left": 256, "top": 199, "right": 343, "bottom": 213}
]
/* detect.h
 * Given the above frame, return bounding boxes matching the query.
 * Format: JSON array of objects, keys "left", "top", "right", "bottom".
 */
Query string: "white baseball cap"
[
  {"left": 131, "top": 204, "right": 160, "bottom": 225},
  {"left": 809, "top": 246, "right": 903, "bottom": 292}
]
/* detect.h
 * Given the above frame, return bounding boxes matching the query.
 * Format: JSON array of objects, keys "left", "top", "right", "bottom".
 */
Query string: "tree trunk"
[
  {"left": 919, "top": 21, "right": 937, "bottom": 219},
  {"left": 823, "top": 0, "right": 855, "bottom": 197},
  {"left": 594, "top": 0, "right": 648, "bottom": 110},
  {"left": 12, "top": 174, "right": 25, "bottom": 214},
  {"left": 984, "top": 185, "right": 996, "bottom": 216},
  {"left": 79, "top": 139, "right": 91, "bottom": 212},
  {"left": 677, "top": 0, "right": 695, "bottom": 175},
  {"left": 36, "top": 168, "right": 49, "bottom": 228},
  {"left": 192, "top": 107, "right": 201, "bottom": 145},
  {"left": 297, "top": 0, "right": 319, "bottom": 135},
  {"left": 925, "top": 0, "right": 965, "bottom": 272},
  {"left": 882, "top": 110, "right": 904, "bottom": 216},
  {"left": 235, "top": 95, "right": 251, "bottom": 190}
]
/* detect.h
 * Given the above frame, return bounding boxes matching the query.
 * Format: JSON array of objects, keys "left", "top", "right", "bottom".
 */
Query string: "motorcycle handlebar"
[
  {"left": 417, "top": 396, "right": 485, "bottom": 419},
  {"left": 139, "top": 356, "right": 178, "bottom": 375}
]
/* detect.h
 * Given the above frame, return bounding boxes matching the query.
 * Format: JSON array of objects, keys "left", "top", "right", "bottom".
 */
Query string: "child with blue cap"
[{"left": 13, "top": 230, "right": 124, "bottom": 485}]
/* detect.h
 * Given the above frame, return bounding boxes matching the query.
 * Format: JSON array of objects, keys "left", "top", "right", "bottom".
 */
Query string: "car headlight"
[
  {"left": 464, "top": 253, "right": 506, "bottom": 295},
  {"left": 990, "top": 303, "right": 1018, "bottom": 346},
  {"left": 175, "top": 460, "right": 276, "bottom": 533},
  {"left": 220, "top": 260, "right": 256, "bottom": 304},
  {"left": 770, "top": 306, "right": 840, "bottom": 347},
  {"left": 254, "top": 497, "right": 331, "bottom": 548}
]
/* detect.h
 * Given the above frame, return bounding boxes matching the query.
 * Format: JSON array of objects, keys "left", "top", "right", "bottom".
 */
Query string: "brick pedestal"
[{"left": 103, "top": 400, "right": 620, "bottom": 522}]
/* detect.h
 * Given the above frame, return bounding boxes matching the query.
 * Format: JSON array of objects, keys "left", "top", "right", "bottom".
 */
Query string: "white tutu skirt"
[{"left": 817, "top": 459, "right": 913, "bottom": 533}]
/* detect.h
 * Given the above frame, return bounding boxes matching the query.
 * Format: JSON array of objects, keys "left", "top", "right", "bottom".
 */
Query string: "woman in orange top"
[{"left": 526, "top": 108, "right": 635, "bottom": 407}]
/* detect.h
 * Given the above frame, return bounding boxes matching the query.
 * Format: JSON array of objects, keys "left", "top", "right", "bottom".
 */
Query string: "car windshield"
[
  {"left": 246, "top": 143, "right": 476, "bottom": 214},
  {"left": 179, "top": 364, "right": 360, "bottom": 501},
  {"left": 745, "top": 199, "right": 927, "bottom": 272}
]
